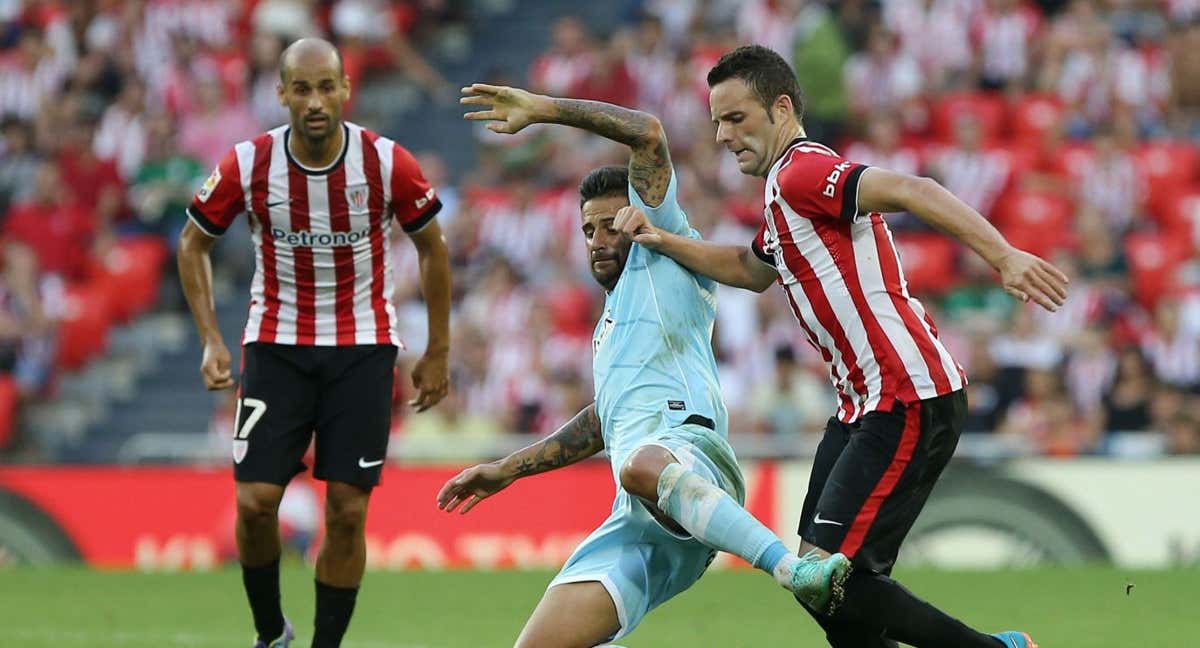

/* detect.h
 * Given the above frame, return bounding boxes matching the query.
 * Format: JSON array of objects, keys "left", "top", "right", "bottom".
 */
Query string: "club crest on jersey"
[
  {"left": 198, "top": 167, "right": 221, "bottom": 203},
  {"left": 346, "top": 185, "right": 368, "bottom": 210},
  {"left": 233, "top": 439, "right": 248, "bottom": 463},
  {"left": 594, "top": 315, "right": 615, "bottom": 356}
]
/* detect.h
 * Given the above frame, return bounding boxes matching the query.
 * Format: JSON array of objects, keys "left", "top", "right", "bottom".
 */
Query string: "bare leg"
[{"left": 514, "top": 581, "right": 621, "bottom": 648}]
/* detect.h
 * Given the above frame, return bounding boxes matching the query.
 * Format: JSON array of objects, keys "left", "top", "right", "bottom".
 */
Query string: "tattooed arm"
[
  {"left": 460, "top": 83, "right": 672, "bottom": 207},
  {"left": 436, "top": 403, "right": 604, "bottom": 514}
]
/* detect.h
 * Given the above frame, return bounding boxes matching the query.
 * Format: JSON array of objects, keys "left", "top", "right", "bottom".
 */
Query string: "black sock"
[
  {"left": 830, "top": 571, "right": 1004, "bottom": 648},
  {"left": 312, "top": 580, "right": 359, "bottom": 648},
  {"left": 800, "top": 597, "right": 899, "bottom": 648},
  {"left": 241, "top": 559, "right": 285, "bottom": 642}
]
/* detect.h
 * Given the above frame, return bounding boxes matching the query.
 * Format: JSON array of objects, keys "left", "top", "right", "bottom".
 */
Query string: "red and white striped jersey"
[
  {"left": 187, "top": 122, "right": 441, "bottom": 347},
  {"left": 751, "top": 138, "right": 966, "bottom": 423}
]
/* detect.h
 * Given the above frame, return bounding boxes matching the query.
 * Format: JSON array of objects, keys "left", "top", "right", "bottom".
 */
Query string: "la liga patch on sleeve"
[{"left": 197, "top": 166, "right": 222, "bottom": 203}]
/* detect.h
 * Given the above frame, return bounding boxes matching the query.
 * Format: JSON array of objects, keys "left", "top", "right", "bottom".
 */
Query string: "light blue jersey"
[
  {"left": 554, "top": 173, "right": 743, "bottom": 639},
  {"left": 591, "top": 170, "right": 727, "bottom": 473}
]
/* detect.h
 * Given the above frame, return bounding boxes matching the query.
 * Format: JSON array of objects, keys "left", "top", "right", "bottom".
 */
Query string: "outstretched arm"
[
  {"left": 613, "top": 206, "right": 778, "bottom": 293},
  {"left": 461, "top": 83, "right": 671, "bottom": 207},
  {"left": 436, "top": 403, "right": 604, "bottom": 514},
  {"left": 855, "top": 167, "right": 1069, "bottom": 311}
]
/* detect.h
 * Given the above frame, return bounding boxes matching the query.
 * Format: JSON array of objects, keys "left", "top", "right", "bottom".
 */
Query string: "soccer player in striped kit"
[
  {"left": 178, "top": 39, "right": 450, "bottom": 648},
  {"left": 618, "top": 45, "right": 1066, "bottom": 648}
]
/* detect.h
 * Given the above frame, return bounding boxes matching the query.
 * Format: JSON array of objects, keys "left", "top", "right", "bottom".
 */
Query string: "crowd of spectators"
[{"left": 2, "top": 0, "right": 1199, "bottom": 459}]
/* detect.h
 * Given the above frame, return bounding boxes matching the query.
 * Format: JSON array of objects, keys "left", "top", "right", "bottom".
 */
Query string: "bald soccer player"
[{"left": 178, "top": 39, "right": 451, "bottom": 648}]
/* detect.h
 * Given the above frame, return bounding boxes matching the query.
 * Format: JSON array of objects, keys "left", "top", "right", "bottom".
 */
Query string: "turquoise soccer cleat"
[
  {"left": 993, "top": 630, "right": 1039, "bottom": 648},
  {"left": 790, "top": 550, "right": 853, "bottom": 614},
  {"left": 252, "top": 617, "right": 294, "bottom": 648}
]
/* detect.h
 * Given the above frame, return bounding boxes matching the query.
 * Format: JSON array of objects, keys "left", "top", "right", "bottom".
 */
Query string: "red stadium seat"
[
  {"left": 56, "top": 283, "right": 113, "bottom": 370},
  {"left": 1149, "top": 187, "right": 1200, "bottom": 237},
  {"left": 1135, "top": 141, "right": 1199, "bottom": 194},
  {"left": 1057, "top": 143, "right": 1096, "bottom": 178},
  {"left": 992, "top": 189, "right": 1075, "bottom": 258},
  {"left": 929, "top": 92, "right": 1006, "bottom": 144},
  {"left": 0, "top": 375, "right": 17, "bottom": 449},
  {"left": 1125, "top": 233, "right": 1192, "bottom": 307},
  {"left": 1010, "top": 94, "right": 1065, "bottom": 144},
  {"left": 893, "top": 234, "right": 958, "bottom": 295}
]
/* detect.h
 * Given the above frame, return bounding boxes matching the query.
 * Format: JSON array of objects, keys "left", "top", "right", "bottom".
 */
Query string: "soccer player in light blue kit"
[{"left": 436, "top": 84, "right": 851, "bottom": 648}]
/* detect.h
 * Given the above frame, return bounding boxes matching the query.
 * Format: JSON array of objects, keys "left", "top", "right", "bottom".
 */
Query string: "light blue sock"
[{"left": 655, "top": 462, "right": 791, "bottom": 575}]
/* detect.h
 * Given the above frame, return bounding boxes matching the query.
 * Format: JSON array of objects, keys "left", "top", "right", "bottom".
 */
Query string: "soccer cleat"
[
  {"left": 252, "top": 617, "right": 294, "bottom": 648},
  {"left": 992, "top": 631, "right": 1039, "bottom": 648},
  {"left": 789, "top": 550, "right": 852, "bottom": 614}
]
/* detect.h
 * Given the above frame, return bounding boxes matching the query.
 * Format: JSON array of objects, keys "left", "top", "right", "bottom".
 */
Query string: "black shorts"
[
  {"left": 232, "top": 343, "right": 397, "bottom": 489},
  {"left": 797, "top": 390, "right": 966, "bottom": 574}
]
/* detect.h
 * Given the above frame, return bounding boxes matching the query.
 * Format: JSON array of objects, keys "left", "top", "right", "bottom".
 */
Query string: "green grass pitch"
[{"left": 2, "top": 566, "right": 1195, "bottom": 646}]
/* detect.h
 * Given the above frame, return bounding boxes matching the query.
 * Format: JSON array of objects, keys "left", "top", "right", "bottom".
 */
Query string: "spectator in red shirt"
[
  {"left": 56, "top": 117, "right": 125, "bottom": 236},
  {"left": 3, "top": 161, "right": 98, "bottom": 282}
]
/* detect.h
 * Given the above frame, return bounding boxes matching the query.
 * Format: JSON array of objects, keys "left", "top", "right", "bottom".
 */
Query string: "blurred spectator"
[
  {"left": 963, "top": 336, "right": 1005, "bottom": 433},
  {"left": 128, "top": 114, "right": 206, "bottom": 249},
  {"left": 972, "top": 0, "right": 1041, "bottom": 90},
  {"left": 177, "top": 70, "right": 259, "bottom": 170},
  {"left": 56, "top": 116, "right": 125, "bottom": 239},
  {"left": 843, "top": 24, "right": 924, "bottom": 131},
  {"left": 926, "top": 113, "right": 1010, "bottom": 217},
  {"left": 1074, "top": 125, "right": 1143, "bottom": 233},
  {"left": 883, "top": 0, "right": 977, "bottom": 89},
  {"left": 791, "top": 0, "right": 851, "bottom": 142},
  {"left": 1167, "top": 16, "right": 1200, "bottom": 137},
  {"left": 1141, "top": 301, "right": 1200, "bottom": 390},
  {"left": 246, "top": 31, "right": 289, "bottom": 129},
  {"left": 0, "top": 117, "right": 39, "bottom": 215},
  {"left": 626, "top": 13, "right": 673, "bottom": 112},
  {"left": 1102, "top": 347, "right": 1155, "bottom": 432},
  {"left": 530, "top": 16, "right": 593, "bottom": 96},
  {"left": 999, "top": 367, "right": 1096, "bottom": 455},
  {"left": 252, "top": 0, "right": 320, "bottom": 41},
  {"left": 0, "top": 242, "right": 53, "bottom": 399},
  {"left": 0, "top": 24, "right": 70, "bottom": 120},
  {"left": 93, "top": 76, "right": 148, "bottom": 180},
  {"left": 748, "top": 345, "right": 834, "bottom": 437},
  {"left": 737, "top": 0, "right": 804, "bottom": 58},
  {"left": 570, "top": 34, "right": 637, "bottom": 108},
  {"left": 3, "top": 160, "right": 99, "bottom": 282}
]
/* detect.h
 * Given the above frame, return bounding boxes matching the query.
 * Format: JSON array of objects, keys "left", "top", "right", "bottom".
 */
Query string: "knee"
[
  {"left": 324, "top": 489, "right": 369, "bottom": 540},
  {"left": 236, "top": 485, "right": 282, "bottom": 526},
  {"left": 618, "top": 448, "right": 671, "bottom": 501}
]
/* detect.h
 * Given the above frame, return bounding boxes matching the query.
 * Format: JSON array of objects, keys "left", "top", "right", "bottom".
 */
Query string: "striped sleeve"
[
  {"left": 187, "top": 147, "right": 245, "bottom": 236},
  {"left": 388, "top": 143, "right": 441, "bottom": 232},
  {"left": 751, "top": 222, "right": 776, "bottom": 267},
  {"left": 778, "top": 150, "right": 869, "bottom": 224}
]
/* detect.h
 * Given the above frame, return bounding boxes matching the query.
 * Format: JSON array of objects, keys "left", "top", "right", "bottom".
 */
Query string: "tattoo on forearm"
[
  {"left": 512, "top": 404, "right": 603, "bottom": 476},
  {"left": 552, "top": 99, "right": 672, "bottom": 207}
]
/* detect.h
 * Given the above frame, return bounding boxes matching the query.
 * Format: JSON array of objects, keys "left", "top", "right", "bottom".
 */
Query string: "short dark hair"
[
  {"left": 706, "top": 45, "right": 804, "bottom": 122},
  {"left": 578, "top": 165, "right": 629, "bottom": 207}
]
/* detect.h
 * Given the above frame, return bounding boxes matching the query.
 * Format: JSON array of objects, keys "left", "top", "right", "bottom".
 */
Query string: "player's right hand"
[
  {"left": 614, "top": 205, "right": 663, "bottom": 248},
  {"left": 200, "top": 339, "right": 235, "bottom": 390},
  {"left": 460, "top": 83, "right": 545, "bottom": 134},
  {"left": 436, "top": 462, "right": 516, "bottom": 514},
  {"left": 995, "top": 247, "right": 1069, "bottom": 312}
]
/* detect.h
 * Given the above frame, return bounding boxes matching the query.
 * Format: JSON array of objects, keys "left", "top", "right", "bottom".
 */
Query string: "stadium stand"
[{"left": 1, "top": 0, "right": 1198, "bottom": 465}]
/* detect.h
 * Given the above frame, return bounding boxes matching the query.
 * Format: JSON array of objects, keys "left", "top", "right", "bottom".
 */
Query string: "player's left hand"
[
  {"left": 410, "top": 349, "right": 448, "bottom": 412},
  {"left": 437, "top": 462, "right": 516, "bottom": 514},
  {"left": 614, "top": 206, "right": 663, "bottom": 248},
  {"left": 460, "top": 83, "right": 547, "bottom": 134},
  {"left": 995, "top": 247, "right": 1069, "bottom": 312}
]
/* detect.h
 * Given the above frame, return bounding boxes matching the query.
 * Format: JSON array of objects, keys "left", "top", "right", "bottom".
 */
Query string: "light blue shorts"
[{"left": 547, "top": 424, "right": 745, "bottom": 640}]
